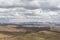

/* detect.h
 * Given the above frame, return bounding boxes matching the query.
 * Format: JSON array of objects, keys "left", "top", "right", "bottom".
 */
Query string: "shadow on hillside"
[
  {"left": 0, "top": 26, "right": 50, "bottom": 35},
  {"left": 0, "top": 24, "right": 51, "bottom": 36},
  {"left": 16, "top": 26, "right": 50, "bottom": 31},
  {"left": 0, "top": 31, "right": 25, "bottom": 35}
]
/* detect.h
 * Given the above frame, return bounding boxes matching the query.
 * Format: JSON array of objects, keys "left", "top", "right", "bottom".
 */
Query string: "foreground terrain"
[
  {"left": 0, "top": 30, "right": 60, "bottom": 40},
  {"left": 0, "top": 25, "right": 60, "bottom": 40}
]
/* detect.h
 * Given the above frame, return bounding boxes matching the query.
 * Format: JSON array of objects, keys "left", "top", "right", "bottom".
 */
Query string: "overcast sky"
[{"left": 0, "top": 0, "right": 60, "bottom": 23}]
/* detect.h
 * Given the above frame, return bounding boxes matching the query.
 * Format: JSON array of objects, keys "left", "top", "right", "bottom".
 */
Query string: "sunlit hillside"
[
  {"left": 0, "top": 30, "right": 60, "bottom": 40},
  {"left": 0, "top": 25, "right": 59, "bottom": 40}
]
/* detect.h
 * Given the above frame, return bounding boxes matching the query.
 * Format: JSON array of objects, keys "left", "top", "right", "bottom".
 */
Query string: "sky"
[{"left": 0, "top": 0, "right": 60, "bottom": 23}]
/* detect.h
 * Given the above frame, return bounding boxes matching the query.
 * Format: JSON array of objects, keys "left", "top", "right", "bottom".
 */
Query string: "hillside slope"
[{"left": 0, "top": 28, "right": 59, "bottom": 40}]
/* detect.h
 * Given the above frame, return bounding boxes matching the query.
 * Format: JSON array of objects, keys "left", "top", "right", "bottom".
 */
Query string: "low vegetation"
[
  {"left": 0, "top": 30, "right": 60, "bottom": 40},
  {"left": 0, "top": 25, "right": 60, "bottom": 40}
]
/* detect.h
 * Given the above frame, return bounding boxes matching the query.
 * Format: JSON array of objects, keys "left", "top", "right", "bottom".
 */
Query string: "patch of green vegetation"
[{"left": 0, "top": 31, "right": 60, "bottom": 40}]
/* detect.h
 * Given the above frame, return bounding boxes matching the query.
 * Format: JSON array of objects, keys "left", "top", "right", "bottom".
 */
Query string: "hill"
[
  {"left": 0, "top": 30, "right": 60, "bottom": 40},
  {"left": 0, "top": 25, "right": 59, "bottom": 40},
  {"left": 0, "top": 24, "right": 59, "bottom": 40}
]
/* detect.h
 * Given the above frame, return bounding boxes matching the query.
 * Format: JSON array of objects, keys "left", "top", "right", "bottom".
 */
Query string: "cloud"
[
  {"left": 0, "top": 0, "right": 60, "bottom": 23},
  {"left": 0, "top": 0, "right": 60, "bottom": 10}
]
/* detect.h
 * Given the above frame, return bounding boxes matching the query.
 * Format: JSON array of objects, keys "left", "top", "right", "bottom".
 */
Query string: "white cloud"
[{"left": 0, "top": 0, "right": 60, "bottom": 23}]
